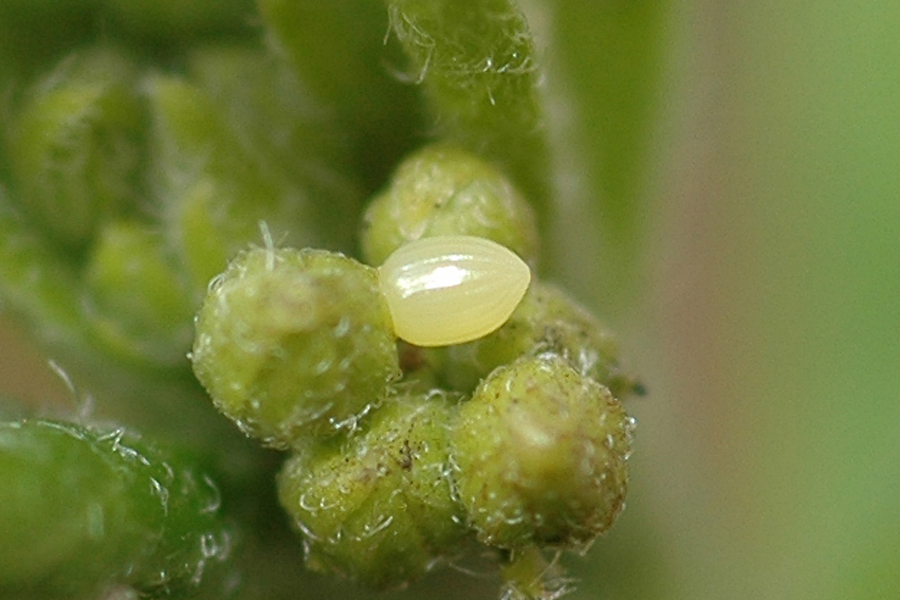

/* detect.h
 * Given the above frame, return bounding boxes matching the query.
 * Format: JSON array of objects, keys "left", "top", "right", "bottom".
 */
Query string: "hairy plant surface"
[{"left": 0, "top": 1, "right": 661, "bottom": 598}]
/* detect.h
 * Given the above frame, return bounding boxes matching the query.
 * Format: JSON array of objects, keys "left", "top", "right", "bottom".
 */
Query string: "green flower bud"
[
  {"left": 0, "top": 419, "right": 231, "bottom": 597},
  {"left": 441, "top": 281, "right": 641, "bottom": 398},
  {"left": 191, "top": 246, "right": 400, "bottom": 448},
  {"left": 82, "top": 219, "right": 195, "bottom": 367},
  {"left": 452, "top": 354, "right": 634, "bottom": 550},
  {"left": 277, "top": 388, "right": 468, "bottom": 590},
  {"left": 187, "top": 44, "right": 365, "bottom": 253},
  {"left": 360, "top": 144, "right": 539, "bottom": 267},
  {"left": 145, "top": 74, "right": 319, "bottom": 297},
  {"left": 8, "top": 47, "right": 144, "bottom": 249}
]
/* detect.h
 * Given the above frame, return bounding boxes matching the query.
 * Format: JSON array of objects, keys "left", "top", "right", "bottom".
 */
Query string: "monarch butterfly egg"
[{"left": 378, "top": 236, "right": 531, "bottom": 347}]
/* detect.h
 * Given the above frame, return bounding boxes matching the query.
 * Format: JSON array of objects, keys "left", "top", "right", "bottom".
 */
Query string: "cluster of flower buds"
[{"left": 191, "top": 145, "right": 640, "bottom": 594}]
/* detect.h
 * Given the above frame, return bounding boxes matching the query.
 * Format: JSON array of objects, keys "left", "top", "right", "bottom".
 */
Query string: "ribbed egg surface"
[{"left": 378, "top": 236, "right": 531, "bottom": 347}]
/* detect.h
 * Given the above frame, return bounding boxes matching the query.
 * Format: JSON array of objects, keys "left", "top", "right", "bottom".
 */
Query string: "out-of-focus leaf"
[
  {"left": 719, "top": 2, "right": 900, "bottom": 597},
  {"left": 99, "top": 0, "right": 256, "bottom": 44},
  {"left": 258, "top": 0, "right": 423, "bottom": 190},
  {"left": 0, "top": 419, "right": 233, "bottom": 598},
  {"left": 187, "top": 44, "right": 366, "bottom": 253}
]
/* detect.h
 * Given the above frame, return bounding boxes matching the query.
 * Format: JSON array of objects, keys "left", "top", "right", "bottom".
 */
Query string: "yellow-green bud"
[
  {"left": 441, "top": 281, "right": 641, "bottom": 398},
  {"left": 191, "top": 246, "right": 400, "bottom": 448},
  {"left": 145, "top": 74, "right": 320, "bottom": 297},
  {"left": 9, "top": 47, "right": 144, "bottom": 248},
  {"left": 82, "top": 219, "right": 194, "bottom": 367},
  {"left": 277, "top": 389, "right": 468, "bottom": 590},
  {"left": 452, "top": 354, "right": 634, "bottom": 549},
  {"left": 361, "top": 144, "right": 539, "bottom": 267}
]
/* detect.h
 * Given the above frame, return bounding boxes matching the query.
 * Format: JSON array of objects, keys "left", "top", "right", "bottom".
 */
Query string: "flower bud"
[
  {"left": 82, "top": 219, "right": 194, "bottom": 367},
  {"left": 9, "top": 47, "right": 144, "bottom": 248},
  {"left": 278, "top": 389, "right": 468, "bottom": 590},
  {"left": 442, "top": 281, "right": 641, "bottom": 398},
  {"left": 145, "top": 74, "right": 320, "bottom": 296},
  {"left": 452, "top": 354, "right": 634, "bottom": 549},
  {"left": 361, "top": 144, "right": 539, "bottom": 268},
  {"left": 191, "top": 246, "right": 400, "bottom": 447},
  {"left": 0, "top": 419, "right": 231, "bottom": 596}
]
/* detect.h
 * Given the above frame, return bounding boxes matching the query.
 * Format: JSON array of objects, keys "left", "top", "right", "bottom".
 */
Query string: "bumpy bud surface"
[
  {"left": 191, "top": 246, "right": 400, "bottom": 448},
  {"left": 277, "top": 389, "right": 468, "bottom": 590},
  {"left": 360, "top": 144, "right": 539, "bottom": 267},
  {"left": 441, "top": 281, "right": 640, "bottom": 398},
  {"left": 452, "top": 354, "right": 634, "bottom": 549}
]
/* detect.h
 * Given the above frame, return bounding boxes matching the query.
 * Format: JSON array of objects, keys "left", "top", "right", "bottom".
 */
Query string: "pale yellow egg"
[{"left": 378, "top": 236, "right": 531, "bottom": 347}]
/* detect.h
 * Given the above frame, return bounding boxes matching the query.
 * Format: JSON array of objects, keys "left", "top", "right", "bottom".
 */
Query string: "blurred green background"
[
  {"left": 584, "top": 1, "right": 900, "bottom": 598},
  {"left": 2, "top": 0, "right": 899, "bottom": 598}
]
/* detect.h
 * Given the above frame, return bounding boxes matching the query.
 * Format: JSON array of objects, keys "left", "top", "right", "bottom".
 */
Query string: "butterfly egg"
[{"left": 378, "top": 235, "right": 531, "bottom": 347}]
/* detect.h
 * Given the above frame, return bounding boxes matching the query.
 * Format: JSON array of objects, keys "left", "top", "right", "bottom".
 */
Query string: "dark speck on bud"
[{"left": 277, "top": 388, "right": 469, "bottom": 590}]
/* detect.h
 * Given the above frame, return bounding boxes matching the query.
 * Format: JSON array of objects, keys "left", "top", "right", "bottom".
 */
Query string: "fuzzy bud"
[
  {"left": 191, "top": 246, "right": 400, "bottom": 448},
  {"left": 452, "top": 354, "right": 634, "bottom": 549},
  {"left": 361, "top": 144, "right": 539, "bottom": 268},
  {"left": 277, "top": 389, "right": 468, "bottom": 590}
]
